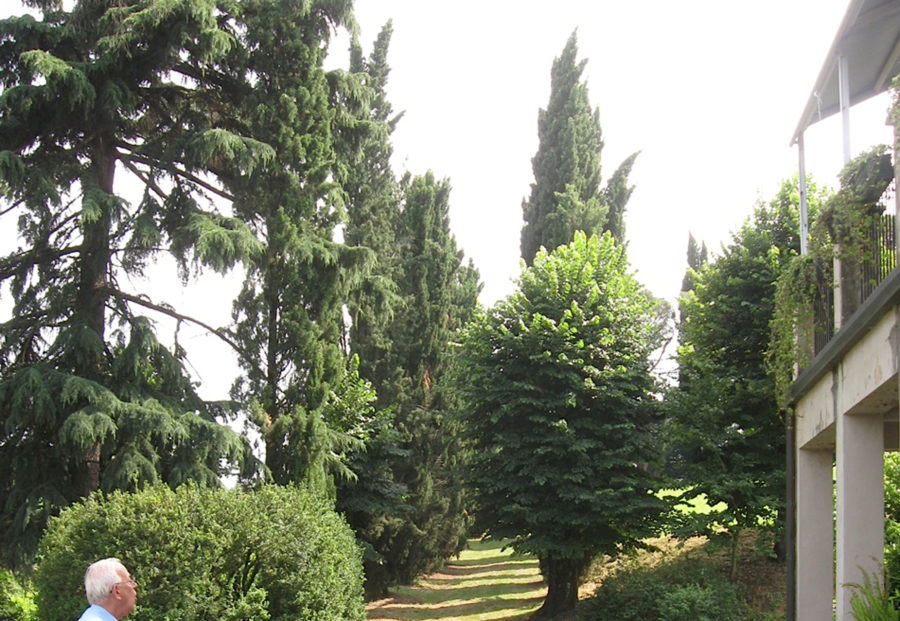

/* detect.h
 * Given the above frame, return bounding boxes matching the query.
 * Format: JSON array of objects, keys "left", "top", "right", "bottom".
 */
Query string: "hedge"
[{"left": 34, "top": 484, "right": 364, "bottom": 620}]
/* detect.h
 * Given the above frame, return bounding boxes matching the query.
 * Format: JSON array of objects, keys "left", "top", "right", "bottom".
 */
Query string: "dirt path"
[{"left": 366, "top": 539, "right": 547, "bottom": 621}]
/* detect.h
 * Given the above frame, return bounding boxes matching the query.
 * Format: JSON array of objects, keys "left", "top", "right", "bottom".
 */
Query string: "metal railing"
[{"left": 813, "top": 179, "right": 897, "bottom": 356}]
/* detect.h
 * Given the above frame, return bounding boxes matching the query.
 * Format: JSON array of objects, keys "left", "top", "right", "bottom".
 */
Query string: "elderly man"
[{"left": 77, "top": 558, "right": 138, "bottom": 620}]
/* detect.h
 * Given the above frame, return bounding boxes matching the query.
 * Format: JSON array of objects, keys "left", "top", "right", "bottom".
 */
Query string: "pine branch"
[
  {"left": 0, "top": 199, "right": 23, "bottom": 218},
  {"left": 0, "top": 245, "right": 81, "bottom": 282},
  {"left": 119, "top": 157, "right": 168, "bottom": 202},
  {"left": 105, "top": 286, "right": 257, "bottom": 371},
  {"left": 117, "top": 150, "right": 235, "bottom": 202},
  {"left": 172, "top": 62, "right": 251, "bottom": 99},
  {"left": 0, "top": 312, "right": 57, "bottom": 331}
]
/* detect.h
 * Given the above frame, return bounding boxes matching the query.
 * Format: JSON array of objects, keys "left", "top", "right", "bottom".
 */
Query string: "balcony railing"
[{"left": 813, "top": 179, "right": 897, "bottom": 356}]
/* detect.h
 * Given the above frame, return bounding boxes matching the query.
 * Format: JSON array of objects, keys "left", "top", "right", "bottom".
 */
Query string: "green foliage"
[
  {"left": 886, "top": 453, "right": 900, "bottom": 599},
  {"left": 0, "top": 569, "right": 35, "bottom": 621},
  {"left": 848, "top": 569, "right": 900, "bottom": 621},
  {"left": 455, "top": 231, "right": 664, "bottom": 615},
  {"left": 520, "top": 31, "right": 637, "bottom": 265},
  {"left": 223, "top": 0, "right": 364, "bottom": 497},
  {"left": 772, "top": 149, "right": 891, "bottom": 406},
  {"left": 348, "top": 171, "right": 480, "bottom": 594},
  {"left": 681, "top": 233, "right": 708, "bottom": 293},
  {"left": 333, "top": 30, "right": 411, "bottom": 597},
  {"left": 34, "top": 484, "right": 364, "bottom": 621},
  {"left": 580, "top": 557, "right": 742, "bottom": 621},
  {"left": 0, "top": 0, "right": 268, "bottom": 564},
  {"left": 337, "top": 33, "right": 484, "bottom": 593},
  {"left": 668, "top": 178, "right": 828, "bottom": 566},
  {"left": 340, "top": 20, "right": 404, "bottom": 394}
]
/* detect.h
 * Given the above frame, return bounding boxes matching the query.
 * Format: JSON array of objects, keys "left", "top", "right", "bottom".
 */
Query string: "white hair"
[{"left": 84, "top": 557, "right": 126, "bottom": 605}]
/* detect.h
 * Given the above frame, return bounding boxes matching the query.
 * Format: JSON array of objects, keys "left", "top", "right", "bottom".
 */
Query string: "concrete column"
[
  {"left": 796, "top": 448, "right": 835, "bottom": 621},
  {"left": 835, "top": 413, "right": 885, "bottom": 620}
]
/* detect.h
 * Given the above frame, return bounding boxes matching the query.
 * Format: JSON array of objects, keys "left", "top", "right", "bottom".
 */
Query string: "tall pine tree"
[
  {"left": 333, "top": 23, "right": 412, "bottom": 597},
  {"left": 332, "top": 27, "right": 483, "bottom": 594},
  {"left": 221, "top": 0, "right": 374, "bottom": 492},
  {"left": 521, "top": 30, "right": 638, "bottom": 264},
  {"left": 0, "top": 0, "right": 263, "bottom": 564},
  {"left": 681, "top": 233, "right": 708, "bottom": 293},
  {"left": 364, "top": 172, "right": 481, "bottom": 590},
  {"left": 388, "top": 172, "right": 481, "bottom": 583},
  {"left": 340, "top": 21, "right": 404, "bottom": 395}
]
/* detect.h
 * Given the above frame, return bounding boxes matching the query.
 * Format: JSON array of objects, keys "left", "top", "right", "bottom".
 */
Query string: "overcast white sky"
[
  {"left": 1, "top": 0, "right": 896, "bottom": 399},
  {"left": 343, "top": 0, "right": 894, "bottom": 305}
]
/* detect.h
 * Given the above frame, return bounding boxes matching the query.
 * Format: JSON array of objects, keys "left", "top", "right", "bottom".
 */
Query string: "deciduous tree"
[
  {"left": 455, "top": 232, "right": 664, "bottom": 618},
  {"left": 667, "top": 178, "right": 827, "bottom": 573}
]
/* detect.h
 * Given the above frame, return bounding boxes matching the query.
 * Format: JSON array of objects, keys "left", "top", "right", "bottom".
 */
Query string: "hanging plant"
[{"left": 770, "top": 142, "right": 894, "bottom": 408}]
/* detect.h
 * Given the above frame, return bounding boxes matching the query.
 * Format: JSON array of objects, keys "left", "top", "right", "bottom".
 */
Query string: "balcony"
[{"left": 813, "top": 177, "right": 897, "bottom": 355}]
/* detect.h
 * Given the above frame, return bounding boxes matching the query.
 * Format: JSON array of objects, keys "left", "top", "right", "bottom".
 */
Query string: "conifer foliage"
[
  {"left": 345, "top": 171, "right": 481, "bottom": 594},
  {"left": 521, "top": 31, "right": 638, "bottom": 265},
  {"left": 219, "top": 0, "right": 372, "bottom": 492},
  {"left": 0, "top": 0, "right": 265, "bottom": 564},
  {"left": 335, "top": 26, "right": 482, "bottom": 594},
  {"left": 455, "top": 232, "right": 665, "bottom": 618}
]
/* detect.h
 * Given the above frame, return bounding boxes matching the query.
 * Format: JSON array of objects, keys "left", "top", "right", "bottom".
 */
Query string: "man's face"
[{"left": 112, "top": 568, "right": 137, "bottom": 617}]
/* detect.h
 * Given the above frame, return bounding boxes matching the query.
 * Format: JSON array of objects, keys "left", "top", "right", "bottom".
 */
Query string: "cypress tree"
[
  {"left": 521, "top": 31, "right": 638, "bottom": 264},
  {"left": 332, "top": 24, "right": 411, "bottom": 596},
  {"left": 340, "top": 21, "right": 404, "bottom": 394},
  {"left": 681, "top": 232, "right": 709, "bottom": 293},
  {"left": 221, "top": 0, "right": 373, "bottom": 491},
  {"left": 0, "top": 0, "right": 263, "bottom": 565},
  {"left": 376, "top": 172, "right": 481, "bottom": 587}
]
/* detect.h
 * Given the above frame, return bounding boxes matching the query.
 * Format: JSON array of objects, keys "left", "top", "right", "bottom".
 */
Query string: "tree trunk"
[
  {"left": 72, "top": 137, "right": 116, "bottom": 498},
  {"left": 533, "top": 556, "right": 579, "bottom": 619},
  {"left": 729, "top": 529, "right": 740, "bottom": 581}
]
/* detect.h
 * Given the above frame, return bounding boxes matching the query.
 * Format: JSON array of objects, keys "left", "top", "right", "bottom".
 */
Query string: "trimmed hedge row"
[{"left": 35, "top": 484, "right": 364, "bottom": 620}]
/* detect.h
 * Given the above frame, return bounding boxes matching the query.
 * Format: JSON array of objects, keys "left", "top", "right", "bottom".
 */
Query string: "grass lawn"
[
  {"left": 367, "top": 530, "right": 785, "bottom": 621},
  {"left": 366, "top": 538, "right": 545, "bottom": 620}
]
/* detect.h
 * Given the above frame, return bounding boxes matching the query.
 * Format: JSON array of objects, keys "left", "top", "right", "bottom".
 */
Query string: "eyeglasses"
[{"left": 112, "top": 579, "right": 137, "bottom": 590}]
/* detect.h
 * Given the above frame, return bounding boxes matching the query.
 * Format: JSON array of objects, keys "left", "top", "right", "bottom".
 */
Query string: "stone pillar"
[
  {"left": 835, "top": 413, "right": 885, "bottom": 620},
  {"left": 796, "top": 447, "right": 835, "bottom": 621}
]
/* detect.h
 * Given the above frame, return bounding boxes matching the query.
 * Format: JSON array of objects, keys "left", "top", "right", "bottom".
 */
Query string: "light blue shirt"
[{"left": 77, "top": 604, "right": 117, "bottom": 621}]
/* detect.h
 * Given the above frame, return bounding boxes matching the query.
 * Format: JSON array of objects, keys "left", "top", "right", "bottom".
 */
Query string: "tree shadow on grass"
[
  {"left": 433, "top": 561, "right": 537, "bottom": 578},
  {"left": 366, "top": 539, "right": 546, "bottom": 620},
  {"left": 367, "top": 594, "right": 545, "bottom": 621}
]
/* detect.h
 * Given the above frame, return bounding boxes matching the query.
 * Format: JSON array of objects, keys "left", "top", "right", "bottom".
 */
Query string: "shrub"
[
  {"left": 659, "top": 582, "right": 740, "bottom": 621},
  {"left": 580, "top": 557, "right": 742, "bottom": 620},
  {"left": 34, "top": 484, "right": 364, "bottom": 621},
  {"left": 886, "top": 453, "right": 900, "bottom": 600},
  {"left": 848, "top": 569, "right": 899, "bottom": 621},
  {"left": 0, "top": 569, "right": 35, "bottom": 621}
]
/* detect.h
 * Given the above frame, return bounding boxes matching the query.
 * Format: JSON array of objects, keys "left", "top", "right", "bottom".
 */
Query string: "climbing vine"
[{"left": 770, "top": 143, "right": 895, "bottom": 408}]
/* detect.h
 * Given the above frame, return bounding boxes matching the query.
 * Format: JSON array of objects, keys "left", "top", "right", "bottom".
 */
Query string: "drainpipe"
[
  {"left": 786, "top": 133, "right": 809, "bottom": 621},
  {"left": 895, "top": 112, "right": 900, "bottom": 455}
]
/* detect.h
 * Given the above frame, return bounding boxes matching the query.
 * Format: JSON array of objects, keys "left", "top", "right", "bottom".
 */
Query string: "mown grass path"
[{"left": 366, "top": 539, "right": 546, "bottom": 621}]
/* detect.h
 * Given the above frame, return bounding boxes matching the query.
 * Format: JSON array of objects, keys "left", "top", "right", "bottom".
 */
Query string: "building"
[{"left": 789, "top": 1, "right": 900, "bottom": 619}]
